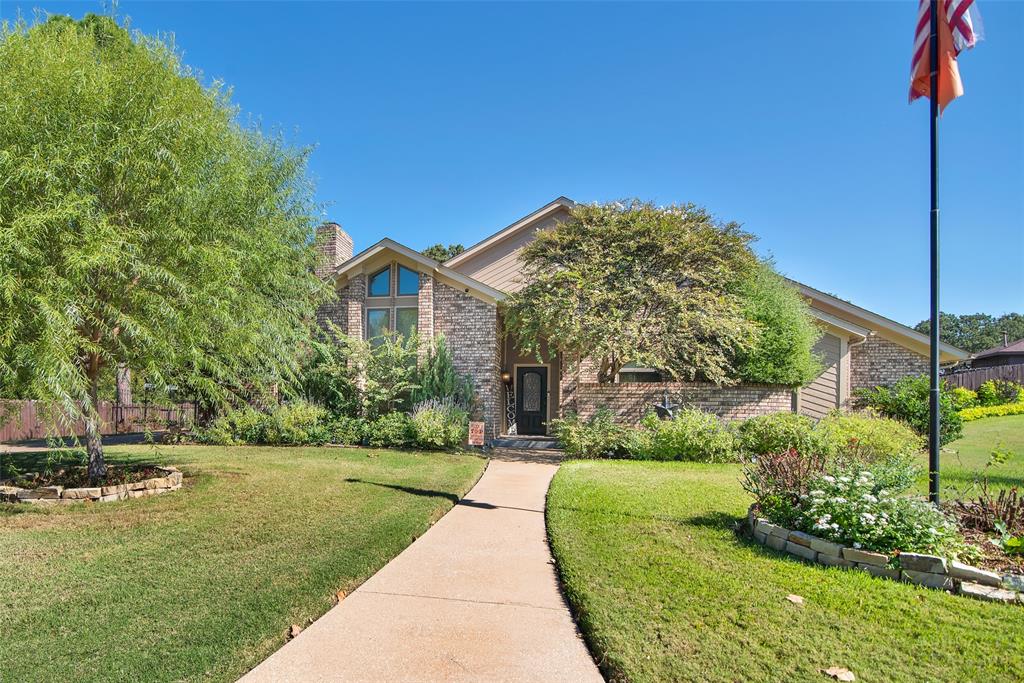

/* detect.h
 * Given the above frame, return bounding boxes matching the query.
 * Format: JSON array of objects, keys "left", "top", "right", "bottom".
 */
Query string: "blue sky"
[{"left": 3, "top": 1, "right": 1021, "bottom": 326}]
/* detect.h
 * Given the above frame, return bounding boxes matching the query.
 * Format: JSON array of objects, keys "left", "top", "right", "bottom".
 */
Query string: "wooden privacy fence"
[
  {"left": 943, "top": 365, "right": 1024, "bottom": 391},
  {"left": 0, "top": 400, "right": 197, "bottom": 443}
]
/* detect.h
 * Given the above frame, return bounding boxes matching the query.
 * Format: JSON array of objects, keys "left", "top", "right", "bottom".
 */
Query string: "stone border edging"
[
  {"left": 0, "top": 466, "right": 183, "bottom": 504},
  {"left": 745, "top": 505, "right": 1024, "bottom": 605}
]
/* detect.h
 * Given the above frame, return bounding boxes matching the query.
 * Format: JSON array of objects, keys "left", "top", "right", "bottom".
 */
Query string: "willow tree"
[{"left": 0, "top": 15, "right": 328, "bottom": 479}]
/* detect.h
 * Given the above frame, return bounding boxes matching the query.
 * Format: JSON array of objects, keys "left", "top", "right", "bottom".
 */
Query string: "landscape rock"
[
  {"left": 787, "top": 530, "right": 816, "bottom": 548},
  {"left": 61, "top": 487, "right": 102, "bottom": 500},
  {"left": 948, "top": 561, "right": 1001, "bottom": 587},
  {"left": 809, "top": 536, "right": 844, "bottom": 558},
  {"left": 817, "top": 554, "right": 855, "bottom": 569},
  {"left": 841, "top": 548, "right": 888, "bottom": 567},
  {"left": 786, "top": 541, "right": 817, "bottom": 562},
  {"left": 959, "top": 581, "right": 1020, "bottom": 604},
  {"left": 902, "top": 569, "right": 954, "bottom": 590},
  {"left": 898, "top": 553, "right": 947, "bottom": 574}
]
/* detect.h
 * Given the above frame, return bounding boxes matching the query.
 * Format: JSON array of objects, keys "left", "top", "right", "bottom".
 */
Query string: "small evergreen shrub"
[
  {"left": 976, "top": 379, "right": 1024, "bottom": 407},
  {"left": 736, "top": 412, "right": 821, "bottom": 457},
  {"left": 410, "top": 399, "right": 469, "bottom": 450},
  {"left": 855, "top": 374, "right": 963, "bottom": 446},
  {"left": 550, "top": 409, "right": 629, "bottom": 459},
  {"left": 631, "top": 409, "right": 737, "bottom": 462},
  {"left": 366, "top": 412, "right": 413, "bottom": 448},
  {"left": 327, "top": 415, "right": 367, "bottom": 445}
]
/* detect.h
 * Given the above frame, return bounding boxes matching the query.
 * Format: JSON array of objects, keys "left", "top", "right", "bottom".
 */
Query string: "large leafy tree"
[
  {"left": 505, "top": 200, "right": 821, "bottom": 386},
  {"left": 0, "top": 15, "right": 328, "bottom": 479},
  {"left": 506, "top": 201, "right": 759, "bottom": 384},
  {"left": 914, "top": 312, "right": 1024, "bottom": 353}
]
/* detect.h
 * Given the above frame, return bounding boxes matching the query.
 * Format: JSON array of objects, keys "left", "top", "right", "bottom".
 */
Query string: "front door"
[{"left": 515, "top": 366, "right": 548, "bottom": 435}]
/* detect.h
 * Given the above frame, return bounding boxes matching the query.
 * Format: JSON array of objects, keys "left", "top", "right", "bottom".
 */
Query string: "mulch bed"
[{"left": 2, "top": 465, "right": 164, "bottom": 490}]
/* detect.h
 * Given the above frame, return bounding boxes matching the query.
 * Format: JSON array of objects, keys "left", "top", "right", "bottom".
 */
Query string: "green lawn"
[
  {"left": 0, "top": 445, "right": 485, "bottom": 682},
  {"left": 547, "top": 459, "right": 1024, "bottom": 683},
  {"left": 931, "top": 414, "right": 1024, "bottom": 496}
]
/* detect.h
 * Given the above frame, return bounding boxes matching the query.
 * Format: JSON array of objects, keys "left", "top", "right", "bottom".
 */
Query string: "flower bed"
[
  {"left": 744, "top": 505, "right": 1024, "bottom": 605},
  {"left": 0, "top": 466, "right": 183, "bottom": 504}
]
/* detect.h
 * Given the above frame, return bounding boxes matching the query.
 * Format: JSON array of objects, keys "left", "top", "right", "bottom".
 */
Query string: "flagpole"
[{"left": 928, "top": 0, "right": 941, "bottom": 504}]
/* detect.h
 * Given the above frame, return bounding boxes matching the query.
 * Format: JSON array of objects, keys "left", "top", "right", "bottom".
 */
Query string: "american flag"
[{"left": 909, "top": 0, "right": 983, "bottom": 111}]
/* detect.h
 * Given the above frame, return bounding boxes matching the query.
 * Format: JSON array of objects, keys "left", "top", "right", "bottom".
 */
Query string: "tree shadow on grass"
[{"left": 343, "top": 478, "right": 460, "bottom": 504}]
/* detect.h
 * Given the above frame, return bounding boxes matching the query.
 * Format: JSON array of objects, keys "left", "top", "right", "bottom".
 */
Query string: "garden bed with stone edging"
[
  {"left": 744, "top": 505, "right": 1024, "bottom": 605},
  {"left": 0, "top": 466, "right": 183, "bottom": 504}
]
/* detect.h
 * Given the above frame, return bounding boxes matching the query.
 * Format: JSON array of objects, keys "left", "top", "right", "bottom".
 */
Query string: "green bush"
[
  {"left": 410, "top": 399, "right": 469, "bottom": 450},
  {"left": 736, "top": 412, "right": 820, "bottom": 457},
  {"left": 960, "top": 402, "right": 1024, "bottom": 422},
  {"left": 326, "top": 415, "right": 367, "bottom": 445},
  {"left": 632, "top": 409, "right": 737, "bottom": 462},
  {"left": 976, "top": 379, "right": 1024, "bottom": 407},
  {"left": 949, "top": 386, "right": 979, "bottom": 411},
  {"left": 855, "top": 374, "right": 963, "bottom": 446},
  {"left": 195, "top": 402, "right": 328, "bottom": 446},
  {"left": 366, "top": 412, "right": 413, "bottom": 448},
  {"left": 551, "top": 409, "right": 629, "bottom": 459}
]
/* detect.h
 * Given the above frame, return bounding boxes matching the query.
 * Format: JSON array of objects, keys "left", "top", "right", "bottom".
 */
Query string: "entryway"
[{"left": 515, "top": 366, "right": 548, "bottom": 435}]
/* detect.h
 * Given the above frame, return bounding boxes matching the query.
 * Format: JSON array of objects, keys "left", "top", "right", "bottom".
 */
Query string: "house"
[
  {"left": 968, "top": 335, "right": 1024, "bottom": 368},
  {"left": 315, "top": 197, "right": 968, "bottom": 441}
]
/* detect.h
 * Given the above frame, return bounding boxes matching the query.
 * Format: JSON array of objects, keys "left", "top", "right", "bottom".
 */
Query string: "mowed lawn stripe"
[
  {"left": 547, "top": 459, "right": 1024, "bottom": 683},
  {"left": 0, "top": 445, "right": 485, "bottom": 682}
]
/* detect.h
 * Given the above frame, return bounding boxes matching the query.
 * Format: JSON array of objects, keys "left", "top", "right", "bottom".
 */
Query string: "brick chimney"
[{"left": 314, "top": 222, "right": 354, "bottom": 279}]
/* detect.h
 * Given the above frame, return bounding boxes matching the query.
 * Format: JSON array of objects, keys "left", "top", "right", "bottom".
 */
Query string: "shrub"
[
  {"left": 410, "top": 399, "right": 469, "bottom": 450},
  {"left": 412, "top": 335, "right": 475, "bottom": 410},
  {"left": 976, "top": 379, "right": 1024, "bottom": 407},
  {"left": 736, "top": 412, "right": 820, "bottom": 457},
  {"left": 794, "top": 467, "right": 960, "bottom": 556},
  {"left": 949, "top": 386, "right": 979, "bottom": 411},
  {"left": 551, "top": 409, "right": 629, "bottom": 459},
  {"left": 855, "top": 374, "right": 963, "bottom": 446},
  {"left": 326, "top": 415, "right": 367, "bottom": 445},
  {"left": 262, "top": 402, "right": 328, "bottom": 445},
  {"left": 366, "top": 412, "right": 413, "bottom": 448},
  {"left": 632, "top": 409, "right": 737, "bottom": 462},
  {"left": 960, "top": 402, "right": 1024, "bottom": 422},
  {"left": 741, "top": 448, "right": 827, "bottom": 528}
]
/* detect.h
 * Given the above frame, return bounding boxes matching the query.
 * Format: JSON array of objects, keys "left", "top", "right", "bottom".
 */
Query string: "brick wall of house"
[
  {"left": 850, "top": 335, "right": 929, "bottom": 391},
  {"left": 572, "top": 382, "right": 794, "bottom": 425},
  {"left": 433, "top": 282, "right": 502, "bottom": 441}
]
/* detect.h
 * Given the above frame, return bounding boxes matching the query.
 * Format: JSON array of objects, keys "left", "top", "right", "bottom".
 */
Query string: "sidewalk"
[{"left": 240, "top": 457, "right": 602, "bottom": 683}]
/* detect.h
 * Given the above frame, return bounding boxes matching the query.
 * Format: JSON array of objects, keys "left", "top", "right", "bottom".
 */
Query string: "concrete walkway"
[{"left": 240, "top": 457, "right": 602, "bottom": 683}]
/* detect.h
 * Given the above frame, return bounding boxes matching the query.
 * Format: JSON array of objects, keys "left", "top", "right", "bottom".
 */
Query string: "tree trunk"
[{"left": 85, "top": 358, "right": 106, "bottom": 482}]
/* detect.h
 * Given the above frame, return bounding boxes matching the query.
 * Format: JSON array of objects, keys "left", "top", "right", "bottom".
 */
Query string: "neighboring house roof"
[
  {"left": 973, "top": 337, "right": 1024, "bottom": 360},
  {"left": 443, "top": 195, "right": 969, "bottom": 364},
  {"left": 332, "top": 238, "right": 506, "bottom": 304}
]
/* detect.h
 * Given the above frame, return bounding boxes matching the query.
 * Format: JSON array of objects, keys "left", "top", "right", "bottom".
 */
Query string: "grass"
[
  {"left": 931, "top": 414, "right": 1024, "bottom": 496},
  {"left": 0, "top": 444, "right": 485, "bottom": 682},
  {"left": 547, "top": 459, "right": 1024, "bottom": 683}
]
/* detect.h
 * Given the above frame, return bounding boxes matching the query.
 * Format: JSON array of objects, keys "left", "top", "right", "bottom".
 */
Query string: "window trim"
[{"left": 367, "top": 266, "right": 392, "bottom": 298}]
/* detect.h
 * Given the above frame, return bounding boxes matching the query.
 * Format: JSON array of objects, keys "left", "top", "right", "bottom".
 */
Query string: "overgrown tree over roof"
[
  {"left": 505, "top": 200, "right": 820, "bottom": 386},
  {"left": 0, "top": 15, "right": 328, "bottom": 479}
]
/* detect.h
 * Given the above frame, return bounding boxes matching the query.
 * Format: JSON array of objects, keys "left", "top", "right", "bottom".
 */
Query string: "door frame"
[{"left": 513, "top": 363, "right": 551, "bottom": 435}]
